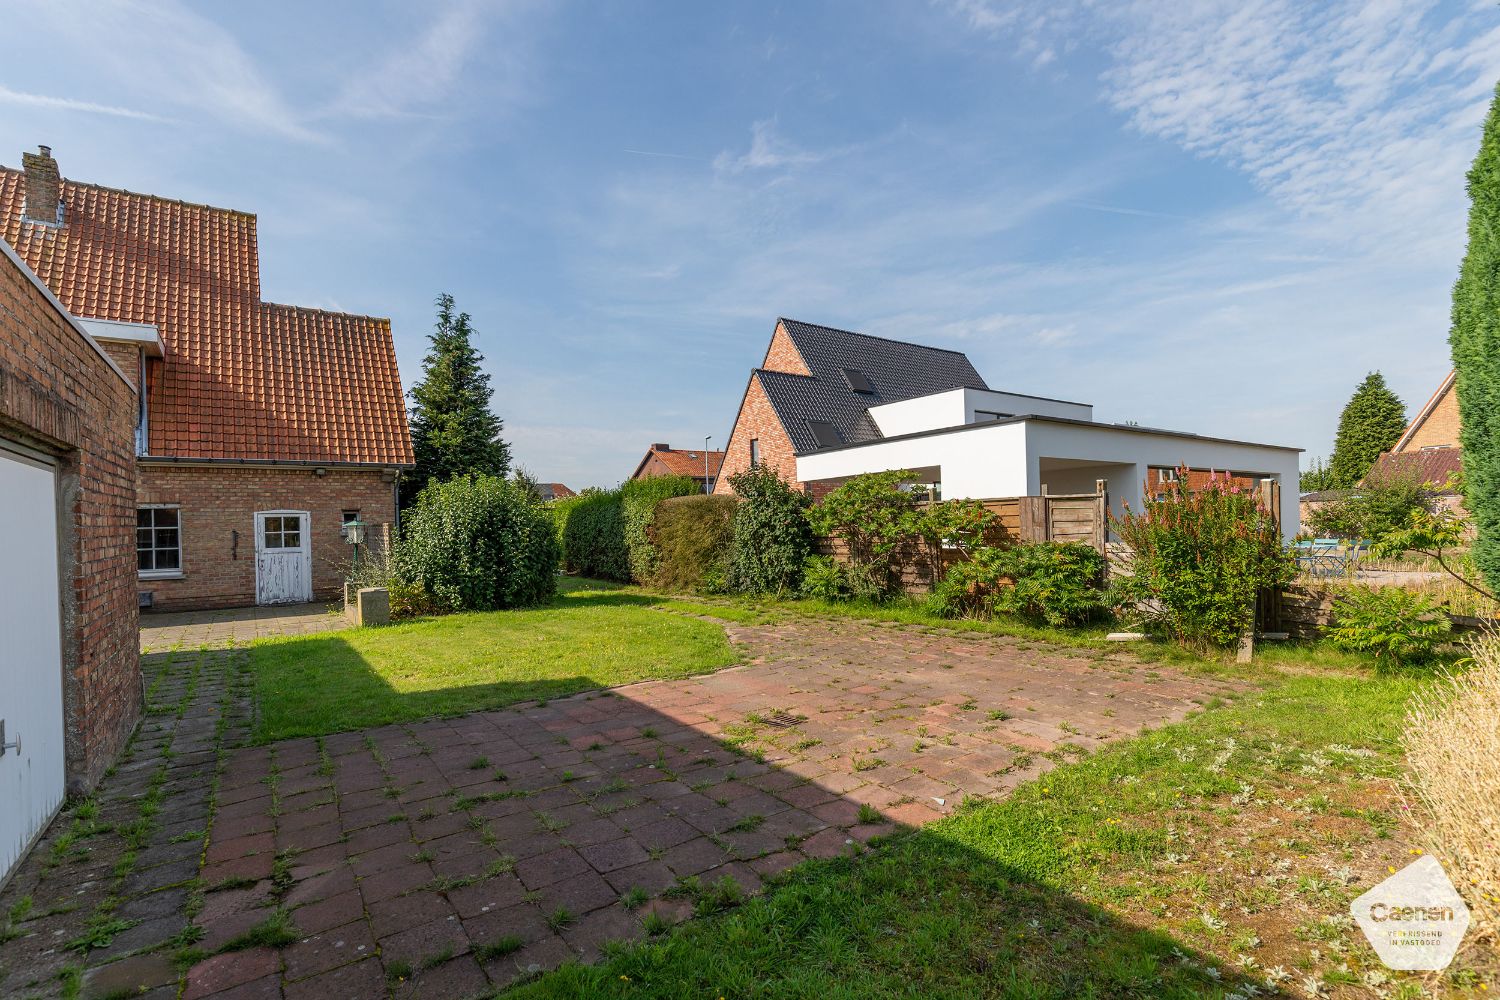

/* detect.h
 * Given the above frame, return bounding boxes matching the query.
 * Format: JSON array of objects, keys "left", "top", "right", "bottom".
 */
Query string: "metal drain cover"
[{"left": 760, "top": 712, "right": 806, "bottom": 729}]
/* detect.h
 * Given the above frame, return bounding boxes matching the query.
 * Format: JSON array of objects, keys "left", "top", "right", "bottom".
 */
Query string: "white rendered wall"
[
  {"left": 867, "top": 388, "right": 1093, "bottom": 438},
  {"left": 797, "top": 420, "right": 1032, "bottom": 498},
  {"left": 797, "top": 418, "right": 1301, "bottom": 539}
]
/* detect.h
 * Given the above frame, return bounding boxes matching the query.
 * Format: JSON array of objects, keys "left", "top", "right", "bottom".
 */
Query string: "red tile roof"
[
  {"left": 1365, "top": 448, "right": 1463, "bottom": 492},
  {"left": 540, "top": 483, "right": 575, "bottom": 500},
  {"left": 0, "top": 166, "right": 413, "bottom": 466},
  {"left": 631, "top": 444, "right": 725, "bottom": 480}
]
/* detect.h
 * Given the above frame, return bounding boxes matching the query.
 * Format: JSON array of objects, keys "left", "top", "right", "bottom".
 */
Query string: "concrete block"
[{"left": 355, "top": 587, "right": 390, "bottom": 627}]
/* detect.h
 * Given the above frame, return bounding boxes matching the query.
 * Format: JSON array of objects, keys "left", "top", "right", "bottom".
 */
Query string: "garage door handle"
[{"left": 0, "top": 720, "right": 18, "bottom": 758}]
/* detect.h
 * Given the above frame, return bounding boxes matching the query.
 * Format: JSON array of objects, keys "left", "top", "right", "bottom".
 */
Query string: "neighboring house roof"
[
  {"left": 759, "top": 318, "right": 989, "bottom": 454},
  {"left": 631, "top": 444, "right": 725, "bottom": 480},
  {"left": 0, "top": 161, "right": 414, "bottom": 466},
  {"left": 538, "top": 483, "right": 575, "bottom": 501},
  {"left": 1393, "top": 370, "right": 1456, "bottom": 453},
  {"left": 1364, "top": 448, "right": 1463, "bottom": 492}
]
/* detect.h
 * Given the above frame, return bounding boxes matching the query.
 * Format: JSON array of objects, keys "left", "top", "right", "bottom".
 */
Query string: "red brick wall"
[
  {"left": 0, "top": 244, "right": 139, "bottom": 791},
  {"left": 761, "top": 321, "right": 810, "bottom": 375},
  {"left": 96, "top": 341, "right": 140, "bottom": 394},
  {"left": 136, "top": 463, "right": 396, "bottom": 611},
  {"left": 1400, "top": 382, "right": 1461, "bottom": 452},
  {"left": 1145, "top": 466, "right": 1261, "bottom": 495},
  {"left": 714, "top": 372, "right": 802, "bottom": 494}
]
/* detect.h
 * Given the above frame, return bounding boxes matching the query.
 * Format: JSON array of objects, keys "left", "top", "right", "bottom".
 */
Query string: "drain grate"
[{"left": 760, "top": 712, "right": 806, "bottom": 730}]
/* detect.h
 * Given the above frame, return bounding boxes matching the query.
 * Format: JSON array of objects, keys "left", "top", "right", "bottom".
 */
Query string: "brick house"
[
  {"left": 1366, "top": 370, "right": 1465, "bottom": 512},
  {"left": 2, "top": 146, "right": 414, "bottom": 611},
  {"left": 630, "top": 443, "right": 724, "bottom": 493},
  {"left": 537, "top": 483, "right": 576, "bottom": 501},
  {"left": 716, "top": 318, "right": 1300, "bottom": 533},
  {"left": 1, "top": 235, "right": 139, "bottom": 879}
]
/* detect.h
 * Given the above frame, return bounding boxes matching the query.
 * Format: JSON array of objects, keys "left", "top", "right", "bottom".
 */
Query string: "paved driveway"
[{"left": 0, "top": 616, "right": 1236, "bottom": 999}]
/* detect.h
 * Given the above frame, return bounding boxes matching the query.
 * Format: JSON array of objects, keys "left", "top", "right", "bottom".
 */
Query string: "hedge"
[
  {"left": 728, "top": 465, "right": 812, "bottom": 594},
  {"left": 622, "top": 475, "right": 702, "bottom": 583},
  {"left": 396, "top": 475, "right": 558, "bottom": 611},
  {"left": 651, "top": 494, "right": 738, "bottom": 592},
  {"left": 559, "top": 489, "right": 629, "bottom": 581}
]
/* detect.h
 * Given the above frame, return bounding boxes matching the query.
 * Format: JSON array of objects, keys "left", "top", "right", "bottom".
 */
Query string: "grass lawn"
[
  {"left": 246, "top": 578, "right": 736, "bottom": 741},
  {"left": 498, "top": 588, "right": 1494, "bottom": 999}
]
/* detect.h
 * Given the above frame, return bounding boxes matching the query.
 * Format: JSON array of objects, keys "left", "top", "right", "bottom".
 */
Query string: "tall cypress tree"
[
  {"left": 1327, "top": 372, "right": 1406, "bottom": 488},
  {"left": 1451, "top": 82, "right": 1500, "bottom": 591},
  {"left": 402, "top": 293, "right": 510, "bottom": 507}
]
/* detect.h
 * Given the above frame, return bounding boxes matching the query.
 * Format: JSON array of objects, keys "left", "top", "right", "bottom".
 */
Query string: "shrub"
[
  {"left": 1325, "top": 587, "right": 1453, "bottom": 664},
  {"left": 396, "top": 476, "right": 558, "bottom": 612},
  {"left": 928, "top": 542, "right": 1106, "bottom": 627},
  {"left": 799, "top": 555, "right": 851, "bottom": 601},
  {"left": 1306, "top": 475, "right": 1432, "bottom": 540},
  {"left": 807, "top": 470, "right": 996, "bottom": 596},
  {"left": 1111, "top": 468, "right": 1294, "bottom": 649},
  {"left": 1404, "top": 629, "right": 1500, "bottom": 940},
  {"left": 560, "top": 490, "right": 629, "bottom": 581},
  {"left": 651, "top": 494, "right": 738, "bottom": 593},
  {"left": 727, "top": 466, "right": 812, "bottom": 595},
  {"left": 622, "top": 475, "right": 702, "bottom": 583}
]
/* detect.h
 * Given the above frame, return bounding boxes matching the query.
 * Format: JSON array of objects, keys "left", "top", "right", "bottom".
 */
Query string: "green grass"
[
  {"left": 246, "top": 579, "right": 737, "bottom": 740},
  {"left": 506, "top": 667, "right": 1437, "bottom": 999}
]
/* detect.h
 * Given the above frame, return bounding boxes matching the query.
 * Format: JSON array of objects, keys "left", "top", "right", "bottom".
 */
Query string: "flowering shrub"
[{"left": 1110, "top": 467, "right": 1293, "bottom": 649}]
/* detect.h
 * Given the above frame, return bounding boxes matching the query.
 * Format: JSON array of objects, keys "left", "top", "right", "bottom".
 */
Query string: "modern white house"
[{"left": 717, "top": 320, "right": 1302, "bottom": 538}]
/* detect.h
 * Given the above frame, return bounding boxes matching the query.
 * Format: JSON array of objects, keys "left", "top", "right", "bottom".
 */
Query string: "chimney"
[
  {"left": 21, "top": 145, "right": 62, "bottom": 226},
  {"left": 651, "top": 443, "right": 670, "bottom": 451}
]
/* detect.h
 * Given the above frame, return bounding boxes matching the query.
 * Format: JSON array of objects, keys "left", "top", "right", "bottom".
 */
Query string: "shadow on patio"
[{"left": 176, "top": 630, "right": 1274, "bottom": 999}]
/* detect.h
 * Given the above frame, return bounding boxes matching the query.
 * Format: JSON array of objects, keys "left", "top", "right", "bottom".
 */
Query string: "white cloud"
[
  {"left": 0, "top": 85, "right": 172, "bottom": 123},
  {"left": 326, "top": 0, "right": 538, "bottom": 120},
  {"left": 713, "top": 119, "right": 833, "bottom": 174}
]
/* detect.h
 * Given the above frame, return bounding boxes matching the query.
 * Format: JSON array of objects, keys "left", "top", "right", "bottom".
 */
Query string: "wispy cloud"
[
  {"left": 0, "top": 85, "right": 172, "bottom": 123},
  {"left": 713, "top": 118, "right": 834, "bottom": 174},
  {"left": 326, "top": 0, "right": 537, "bottom": 120}
]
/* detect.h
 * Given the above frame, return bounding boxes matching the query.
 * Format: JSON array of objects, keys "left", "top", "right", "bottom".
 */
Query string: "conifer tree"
[
  {"left": 402, "top": 294, "right": 510, "bottom": 507},
  {"left": 1328, "top": 372, "right": 1406, "bottom": 489},
  {"left": 1451, "top": 82, "right": 1500, "bottom": 591}
]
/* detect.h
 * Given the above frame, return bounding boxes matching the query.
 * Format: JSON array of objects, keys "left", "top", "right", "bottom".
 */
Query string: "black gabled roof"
[{"left": 758, "top": 319, "right": 989, "bottom": 455}]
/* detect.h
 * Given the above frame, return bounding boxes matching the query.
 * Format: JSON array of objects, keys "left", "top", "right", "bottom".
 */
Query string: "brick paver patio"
[
  {"left": 0, "top": 615, "right": 1236, "bottom": 998},
  {"left": 140, "top": 603, "right": 346, "bottom": 652}
]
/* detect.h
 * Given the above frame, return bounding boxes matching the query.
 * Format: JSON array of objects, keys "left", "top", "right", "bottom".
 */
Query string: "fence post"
[
  {"left": 1093, "top": 478, "right": 1108, "bottom": 554},
  {"left": 1020, "top": 496, "right": 1047, "bottom": 543},
  {"left": 1259, "top": 478, "right": 1280, "bottom": 536}
]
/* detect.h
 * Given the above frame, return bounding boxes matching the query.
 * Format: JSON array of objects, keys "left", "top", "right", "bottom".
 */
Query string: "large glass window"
[{"left": 137, "top": 507, "right": 180, "bottom": 573}]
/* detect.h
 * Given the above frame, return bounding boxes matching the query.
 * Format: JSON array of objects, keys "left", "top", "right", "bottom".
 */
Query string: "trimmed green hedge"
[
  {"left": 396, "top": 475, "right": 558, "bottom": 611},
  {"left": 652, "top": 494, "right": 738, "bottom": 592},
  {"left": 623, "top": 475, "right": 702, "bottom": 583},
  {"left": 560, "top": 489, "right": 629, "bottom": 581},
  {"left": 728, "top": 466, "right": 812, "bottom": 595}
]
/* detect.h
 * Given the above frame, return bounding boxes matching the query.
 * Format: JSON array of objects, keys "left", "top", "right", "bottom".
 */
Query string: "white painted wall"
[
  {"left": 797, "top": 417, "right": 1302, "bottom": 539},
  {"left": 867, "top": 387, "right": 1093, "bottom": 438},
  {"left": 797, "top": 420, "right": 1032, "bottom": 498},
  {"left": 964, "top": 387, "right": 1091, "bottom": 423}
]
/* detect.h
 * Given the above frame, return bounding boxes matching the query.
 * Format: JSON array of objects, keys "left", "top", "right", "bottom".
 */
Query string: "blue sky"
[{"left": 5, "top": 1, "right": 1500, "bottom": 488}]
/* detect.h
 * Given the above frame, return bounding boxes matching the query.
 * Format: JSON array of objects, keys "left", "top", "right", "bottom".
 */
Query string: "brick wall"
[
  {"left": 1399, "top": 383, "right": 1461, "bottom": 452},
  {"left": 714, "top": 372, "right": 802, "bottom": 494},
  {"left": 136, "top": 464, "right": 397, "bottom": 611},
  {"left": 761, "top": 321, "right": 810, "bottom": 375},
  {"left": 0, "top": 241, "right": 139, "bottom": 791},
  {"left": 96, "top": 341, "right": 140, "bottom": 394}
]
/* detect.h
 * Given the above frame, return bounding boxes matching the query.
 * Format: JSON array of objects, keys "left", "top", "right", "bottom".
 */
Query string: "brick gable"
[{"left": 714, "top": 371, "right": 800, "bottom": 494}]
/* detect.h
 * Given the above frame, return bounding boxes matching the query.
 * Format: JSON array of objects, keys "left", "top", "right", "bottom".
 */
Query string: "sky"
[{"left": 4, "top": 0, "right": 1500, "bottom": 489}]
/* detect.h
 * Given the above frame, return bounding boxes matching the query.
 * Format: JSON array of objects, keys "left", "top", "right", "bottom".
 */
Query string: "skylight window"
[
  {"left": 841, "top": 368, "right": 875, "bottom": 394},
  {"left": 806, "top": 420, "right": 843, "bottom": 449}
]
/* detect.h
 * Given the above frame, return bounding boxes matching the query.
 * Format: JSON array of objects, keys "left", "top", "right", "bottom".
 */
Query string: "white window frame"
[{"left": 137, "top": 503, "right": 183, "bottom": 579}]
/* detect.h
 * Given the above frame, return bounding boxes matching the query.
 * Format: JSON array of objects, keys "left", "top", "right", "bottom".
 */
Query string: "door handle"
[{"left": 0, "top": 720, "right": 18, "bottom": 758}]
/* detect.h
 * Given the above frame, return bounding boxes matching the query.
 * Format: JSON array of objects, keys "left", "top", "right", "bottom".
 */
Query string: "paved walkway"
[
  {"left": 0, "top": 617, "right": 1236, "bottom": 999},
  {"left": 140, "top": 603, "right": 346, "bottom": 652}
]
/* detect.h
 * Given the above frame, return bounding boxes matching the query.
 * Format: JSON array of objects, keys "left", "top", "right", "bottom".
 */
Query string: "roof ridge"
[
  {"left": 1, "top": 164, "right": 258, "bottom": 220},
  {"left": 260, "top": 299, "right": 392, "bottom": 326},
  {"left": 779, "top": 316, "right": 971, "bottom": 357}
]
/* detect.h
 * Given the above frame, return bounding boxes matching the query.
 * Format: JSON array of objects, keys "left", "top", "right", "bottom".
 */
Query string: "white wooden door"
[
  {"left": 0, "top": 445, "right": 67, "bottom": 883},
  {"left": 254, "top": 511, "right": 312, "bottom": 605}
]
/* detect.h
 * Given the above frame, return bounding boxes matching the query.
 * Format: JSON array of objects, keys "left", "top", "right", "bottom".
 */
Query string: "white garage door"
[{"left": 0, "top": 444, "right": 67, "bottom": 883}]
